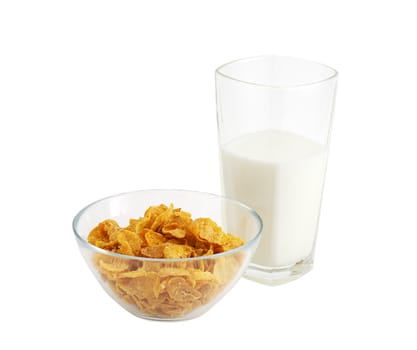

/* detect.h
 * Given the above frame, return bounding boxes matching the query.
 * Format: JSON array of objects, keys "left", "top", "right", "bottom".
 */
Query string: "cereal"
[{"left": 88, "top": 203, "right": 244, "bottom": 318}]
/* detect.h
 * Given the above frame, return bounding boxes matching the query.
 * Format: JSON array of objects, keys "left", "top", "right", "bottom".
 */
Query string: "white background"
[{"left": 1, "top": 1, "right": 416, "bottom": 349}]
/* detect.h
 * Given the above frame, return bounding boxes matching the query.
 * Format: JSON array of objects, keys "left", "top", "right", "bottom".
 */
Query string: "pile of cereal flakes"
[{"left": 88, "top": 204, "right": 245, "bottom": 318}]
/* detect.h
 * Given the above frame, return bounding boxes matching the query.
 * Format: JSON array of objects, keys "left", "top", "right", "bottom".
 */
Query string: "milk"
[{"left": 220, "top": 129, "right": 328, "bottom": 267}]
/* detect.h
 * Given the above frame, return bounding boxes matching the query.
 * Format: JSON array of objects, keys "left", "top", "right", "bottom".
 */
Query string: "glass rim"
[
  {"left": 215, "top": 54, "right": 338, "bottom": 89},
  {"left": 72, "top": 188, "right": 263, "bottom": 263}
]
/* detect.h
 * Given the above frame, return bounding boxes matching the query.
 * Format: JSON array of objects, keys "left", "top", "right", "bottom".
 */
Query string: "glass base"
[{"left": 244, "top": 258, "right": 313, "bottom": 286}]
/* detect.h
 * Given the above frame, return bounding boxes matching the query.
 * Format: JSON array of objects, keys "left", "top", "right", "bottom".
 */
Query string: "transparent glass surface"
[
  {"left": 216, "top": 55, "right": 337, "bottom": 285},
  {"left": 73, "top": 189, "right": 262, "bottom": 320}
]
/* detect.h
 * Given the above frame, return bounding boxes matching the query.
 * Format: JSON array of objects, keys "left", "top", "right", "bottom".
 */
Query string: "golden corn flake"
[{"left": 87, "top": 203, "right": 244, "bottom": 319}]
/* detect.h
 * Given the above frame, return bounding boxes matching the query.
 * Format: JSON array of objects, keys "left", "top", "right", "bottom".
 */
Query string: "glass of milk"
[{"left": 215, "top": 55, "right": 338, "bottom": 285}]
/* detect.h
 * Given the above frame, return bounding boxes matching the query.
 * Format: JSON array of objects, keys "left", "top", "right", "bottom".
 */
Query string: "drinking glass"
[{"left": 215, "top": 55, "right": 338, "bottom": 285}]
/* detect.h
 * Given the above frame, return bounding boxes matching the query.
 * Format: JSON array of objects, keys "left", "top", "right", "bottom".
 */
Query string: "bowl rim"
[{"left": 73, "top": 189, "right": 263, "bottom": 262}]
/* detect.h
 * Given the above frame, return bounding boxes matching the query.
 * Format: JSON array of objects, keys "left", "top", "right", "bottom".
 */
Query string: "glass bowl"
[{"left": 73, "top": 189, "right": 262, "bottom": 321}]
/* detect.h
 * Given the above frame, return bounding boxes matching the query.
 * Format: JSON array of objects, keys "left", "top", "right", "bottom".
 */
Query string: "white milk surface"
[{"left": 220, "top": 129, "right": 328, "bottom": 267}]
